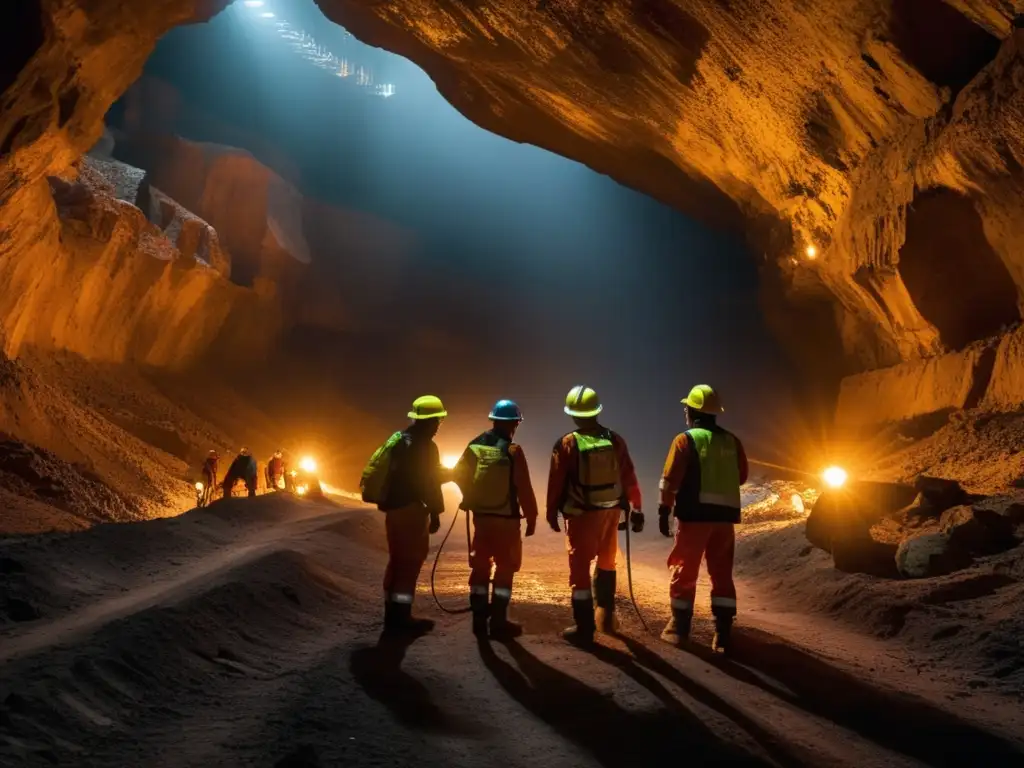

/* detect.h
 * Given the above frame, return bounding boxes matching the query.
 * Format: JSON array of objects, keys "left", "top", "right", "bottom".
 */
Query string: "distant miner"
[
  {"left": 201, "top": 450, "right": 219, "bottom": 503},
  {"left": 223, "top": 447, "right": 258, "bottom": 499},
  {"left": 452, "top": 399, "right": 539, "bottom": 639},
  {"left": 547, "top": 386, "right": 643, "bottom": 646},
  {"left": 266, "top": 450, "right": 285, "bottom": 491},
  {"left": 657, "top": 385, "right": 748, "bottom": 653},
  {"left": 361, "top": 395, "right": 448, "bottom": 635}
]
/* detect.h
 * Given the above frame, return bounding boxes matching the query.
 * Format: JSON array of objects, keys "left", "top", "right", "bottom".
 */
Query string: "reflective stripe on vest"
[
  {"left": 462, "top": 433, "right": 517, "bottom": 517},
  {"left": 688, "top": 428, "right": 741, "bottom": 510},
  {"left": 564, "top": 431, "right": 622, "bottom": 515}
]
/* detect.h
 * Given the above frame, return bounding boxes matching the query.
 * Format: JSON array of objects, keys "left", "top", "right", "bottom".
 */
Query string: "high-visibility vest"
[
  {"left": 459, "top": 431, "right": 519, "bottom": 517},
  {"left": 564, "top": 430, "right": 622, "bottom": 515},
  {"left": 674, "top": 427, "right": 742, "bottom": 523}
]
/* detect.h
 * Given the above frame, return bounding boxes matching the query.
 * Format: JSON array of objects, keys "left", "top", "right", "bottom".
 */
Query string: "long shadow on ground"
[
  {"left": 350, "top": 630, "right": 485, "bottom": 736},
  {"left": 478, "top": 637, "right": 769, "bottom": 767},
  {"left": 649, "top": 628, "right": 1024, "bottom": 766}
]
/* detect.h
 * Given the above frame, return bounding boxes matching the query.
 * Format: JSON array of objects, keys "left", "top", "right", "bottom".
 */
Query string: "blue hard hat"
[{"left": 488, "top": 399, "right": 523, "bottom": 421}]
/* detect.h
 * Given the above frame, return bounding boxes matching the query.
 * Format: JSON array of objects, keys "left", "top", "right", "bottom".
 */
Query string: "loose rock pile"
[{"left": 806, "top": 476, "right": 1024, "bottom": 578}]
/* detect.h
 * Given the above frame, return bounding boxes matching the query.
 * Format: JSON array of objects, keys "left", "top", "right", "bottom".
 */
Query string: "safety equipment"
[
  {"left": 712, "top": 616, "right": 733, "bottom": 654},
  {"left": 274, "top": 450, "right": 283, "bottom": 458},
  {"left": 565, "top": 431, "right": 622, "bottom": 512},
  {"left": 618, "top": 509, "right": 644, "bottom": 533},
  {"left": 360, "top": 431, "right": 404, "bottom": 504},
  {"left": 547, "top": 509, "right": 560, "bottom": 532},
  {"left": 489, "top": 591, "right": 522, "bottom": 639},
  {"left": 562, "top": 595, "right": 596, "bottom": 645},
  {"left": 674, "top": 428, "right": 742, "bottom": 521},
  {"left": 593, "top": 569, "right": 618, "bottom": 633},
  {"left": 668, "top": 522, "right": 737, "bottom": 628},
  {"left": 488, "top": 399, "right": 523, "bottom": 422},
  {"left": 208, "top": 449, "right": 218, "bottom": 456},
  {"left": 240, "top": 447, "right": 250, "bottom": 456},
  {"left": 658, "top": 505, "right": 672, "bottom": 537},
  {"left": 564, "top": 385, "right": 603, "bottom": 418},
  {"left": 660, "top": 608, "right": 693, "bottom": 647},
  {"left": 460, "top": 434, "right": 517, "bottom": 517},
  {"left": 408, "top": 394, "right": 447, "bottom": 420},
  {"left": 470, "top": 587, "right": 489, "bottom": 637},
  {"left": 681, "top": 384, "right": 724, "bottom": 414},
  {"left": 383, "top": 601, "right": 435, "bottom": 635}
]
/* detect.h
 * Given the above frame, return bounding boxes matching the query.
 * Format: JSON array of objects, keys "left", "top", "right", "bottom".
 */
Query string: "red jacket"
[{"left": 547, "top": 427, "right": 642, "bottom": 515}]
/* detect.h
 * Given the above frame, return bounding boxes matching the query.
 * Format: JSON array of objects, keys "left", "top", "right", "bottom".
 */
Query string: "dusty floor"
[{"left": 2, "top": 493, "right": 1023, "bottom": 767}]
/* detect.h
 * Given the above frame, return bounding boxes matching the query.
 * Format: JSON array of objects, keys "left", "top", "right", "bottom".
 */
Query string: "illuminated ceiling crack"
[{"left": 238, "top": 0, "right": 395, "bottom": 97}]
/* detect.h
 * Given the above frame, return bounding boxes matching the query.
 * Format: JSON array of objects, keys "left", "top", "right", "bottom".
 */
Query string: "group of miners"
[
  {"left": 200, "top": 448, "right": 289, "bottom": 501},
  {"left": 362, "top": 383, "right": 747, "bottom": 654}
]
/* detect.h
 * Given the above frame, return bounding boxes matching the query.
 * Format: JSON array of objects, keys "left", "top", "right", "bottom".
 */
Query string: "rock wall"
[
  {"left": 0, "top": 156, "right": 277, "bottom": 369},
  {"left": 6, "top": 1, "right": 1024, "bottom": 386}
]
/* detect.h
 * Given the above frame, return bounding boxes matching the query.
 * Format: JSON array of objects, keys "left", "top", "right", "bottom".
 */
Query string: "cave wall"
[{"left": 5, "top": 1, "right": 1024, "bottom": 390}]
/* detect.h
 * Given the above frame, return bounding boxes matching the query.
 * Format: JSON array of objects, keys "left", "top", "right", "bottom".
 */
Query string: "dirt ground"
[{"left": 2, "top": 491, "right": 1023, "bottom": 768}]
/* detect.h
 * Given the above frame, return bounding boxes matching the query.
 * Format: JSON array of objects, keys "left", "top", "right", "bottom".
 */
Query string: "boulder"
[
  {"left": 940, "top": 505, "right": 1017, "bottom": 555},
  {"left": 805, "top": 481, "right": 918, "bottom": 552},
  {"left": 914, "top": 476, "right": 972, "bottom": 516},
  {"left": 896, "top": 531, "right": 973, "bottom": 579}
]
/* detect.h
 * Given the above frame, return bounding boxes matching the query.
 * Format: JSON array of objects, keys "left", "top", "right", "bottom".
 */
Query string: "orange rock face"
[{"left": 4, "top": 1, "right": 1024, "bottom": 384}]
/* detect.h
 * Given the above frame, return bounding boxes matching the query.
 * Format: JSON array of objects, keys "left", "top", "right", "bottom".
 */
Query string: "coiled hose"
[{"left": 430, "top": 507, "right": 473, "bottom": 614}]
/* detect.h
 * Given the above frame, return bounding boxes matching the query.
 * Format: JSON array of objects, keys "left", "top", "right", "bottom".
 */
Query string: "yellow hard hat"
[
  {"left": 681, "top": 384, "right": 723, "bottom": 414},
  {"left": 564, "top": 385, "right": 603, "bottom": 418},
  {"left": 408, "top": 394, "right": 447, "bottom": 420}
]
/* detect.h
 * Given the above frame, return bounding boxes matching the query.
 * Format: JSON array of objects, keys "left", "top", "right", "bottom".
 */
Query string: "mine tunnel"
[
  {"left": 4, "top": 1, "right": 1024, "bottom": 766},
  {"left": 898, "top": 188, "right": 1021, "bottom": 350}
]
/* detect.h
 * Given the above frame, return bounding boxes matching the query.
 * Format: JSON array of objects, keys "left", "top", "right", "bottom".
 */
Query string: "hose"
[
  {"left": 430, "top": 507, "right": 473, "bottom": 615},
  {"left": 624, "top": 512, "right": 652, "bottom": 634}
]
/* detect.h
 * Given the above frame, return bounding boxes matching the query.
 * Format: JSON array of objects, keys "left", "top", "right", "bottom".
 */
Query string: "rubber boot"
[
  {"left": 489, "top": 593, "right": 523, "bottom": 640},
  {"left": 593, "top": 569, "right": 619, "bottom": 634},
  {"left": 712, "top": 615, "right": 733, "bottom": 654},
  {"left": 470, "top": 590, "right": 490, "bottom": 638},
  {"left": 660, "top": 608, "right": 693, "bottom": 647},
  {"left": 384, "top": 601, "right": 435, "bottom": 636},
  {"left": 562, "top": 597, "right": 596, "bottom": 646}
]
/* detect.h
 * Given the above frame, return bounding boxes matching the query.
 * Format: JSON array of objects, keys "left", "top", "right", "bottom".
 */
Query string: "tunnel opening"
[
  {"left": 887, "top": 0, "right": 1000, "bottom": 94},
  {"left": 898, "top": 189, "right": 1020, "bottom": 350},
  {"left": 89, "top": 0, "right": 802, "bottom": 494}
]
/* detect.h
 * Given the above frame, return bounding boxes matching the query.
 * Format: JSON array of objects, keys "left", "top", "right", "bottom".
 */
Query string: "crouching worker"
[
  {"left": 453, "top": 399, "right": 538, "bottom": 639},
  {"left": 361, "top": 395, "right": 447, "bottom": 635},
  {"left": 658, "top": 385, "right": 747, "bottom": 654},
  {"left": 548, "top": 386, "right": 642, "bottom": 646},
  {"left": 224, "top": 448, "right": 258, "bottom": 499}
]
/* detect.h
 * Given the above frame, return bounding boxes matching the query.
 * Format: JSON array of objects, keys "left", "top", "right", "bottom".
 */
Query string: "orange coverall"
[
  {"left": 464, "top": 442, "right": 539, "bottom": 599},
  {"left": 379, "top": 433, "right": 444, "bottom": 605},
  {"left": 659, "top": 433, "right": 748, "bottom": 615},
  {"left": 547, "top": 429, "right": 642, "bottom": 596}
]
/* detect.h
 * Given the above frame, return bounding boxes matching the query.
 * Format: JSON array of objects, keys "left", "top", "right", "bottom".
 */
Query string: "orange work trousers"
[
  {"left": 469, "top": 515, "right": 523, "bottom": 593},
  {"left": 667, "top": 522, "right": 737, "bottom": 616},
  {"left": 383, "top": 504, "right": 431, "bottom": 604},
  {"left": 565, "top": 508, "right": 621, "bottom": 595}
]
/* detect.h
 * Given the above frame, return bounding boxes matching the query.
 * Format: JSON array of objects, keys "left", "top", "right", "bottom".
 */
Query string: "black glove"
[
  {"left": 429, "top": 513, "right": 441, "bottom": 534},
  {"left": 547, "top": 510, "right": 560, "bottom": 533},
  {"left": 658, "top": 505, "right": 672, "bottom": 538},
  {"left": 525, "top": 519, "right": 537, "bottom": 537},
  {"left": 631, "top": 510, "right": 645, "bottom": 533}
]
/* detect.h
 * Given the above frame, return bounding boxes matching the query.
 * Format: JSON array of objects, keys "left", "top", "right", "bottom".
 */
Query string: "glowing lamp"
[
  {"left": 441, "top": 453, "right": 460, "bottom": 469},
  {"left": 298, "top": 456, "right": 317, "bottom": 473},
  {"left": 195, "top": 482, "right": 204, "bottom": 491},
  {"left": 261, "top": 12, "right": 275, "bottom": 18},
  {"left": 296, "top": 485, "right": 308, "bottom": 496},
  {"left": 805, "top": 245, "right": 817, "bottom": 260},
  {"left": 822, "top": 466, "right": 848, "bottom": 489},
  {"left": 243, "top": 1, "right": 265, "bottom": 7}
]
